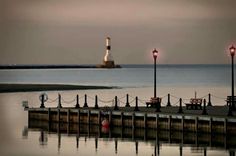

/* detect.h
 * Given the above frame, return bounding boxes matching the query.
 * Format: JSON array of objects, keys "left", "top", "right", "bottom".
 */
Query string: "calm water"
[
  {"left": 0, "top": 64, "right": 232, "bottom": 87},
  {"left": 0, "top": 64, "right": 235, "bottom": 156}
]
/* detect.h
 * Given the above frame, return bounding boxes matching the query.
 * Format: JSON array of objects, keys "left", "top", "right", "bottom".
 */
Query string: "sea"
[{"left": 0, "top": 64, "right": 235, "bottom": 156}]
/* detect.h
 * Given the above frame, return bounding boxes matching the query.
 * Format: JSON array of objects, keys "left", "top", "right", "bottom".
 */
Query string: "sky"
[{"left": 1, "top": 0, "right": 236, "bottom": 64}]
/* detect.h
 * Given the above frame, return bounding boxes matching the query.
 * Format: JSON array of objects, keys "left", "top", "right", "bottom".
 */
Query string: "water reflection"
[
  {"left": 26, "top": 120, "right": 236, "bottom": 156},
  {"left": 39, "top": 130, "right": 48, "bottom": 146},
  {"left": 22, "top": 126, "right": 28, "bottom": 139}
]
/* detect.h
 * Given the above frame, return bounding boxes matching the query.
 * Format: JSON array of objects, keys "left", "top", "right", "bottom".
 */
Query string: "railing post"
[
  {"left": 83, "top": 94, "right": 88, "bottom": 107},
  {"left": 114, "top": 96, "right": 119, "bottom": 110},
  {"left": 202, "top": 99, "right": 208, "bottom": 115},
  {"left": 134, "top": 96, "right": 139, "bottom": 111},
  {"left": 40, "top": 94, "right": 45, "bottom": 108},
  {"left": 167, "top": 94, "right": 171, "bottom": 107},
  {"left": 75, "top": 94, "right": 80, "bottom": 108},
  {"left": 95, "top": 95, "right": 99, "bottom": 109},
  {"left": 57, "top": 94, "right": 62, "bottom": 108},
  {"left": 125, "top": 94, "right": 130, "bottom": 107},
  {"left": 207, "top": 93, "right": 212, "bottom": 106},
  {"left": 178, "top": 98, "right": 183, "bottom": 113}
]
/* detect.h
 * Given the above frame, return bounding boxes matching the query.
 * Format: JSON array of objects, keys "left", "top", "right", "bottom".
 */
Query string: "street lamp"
[
  {"left": 153, "top": 49, "right": 158, "bottom": 98},
  {"left": 230, "top": 45, "right": 235, "bottom": 110},
  {"left": 146, "top": 48, "right": 161, "bottom": 111},
  {"left": 151, "top": 49, "right": 161, "bottom": 112}
]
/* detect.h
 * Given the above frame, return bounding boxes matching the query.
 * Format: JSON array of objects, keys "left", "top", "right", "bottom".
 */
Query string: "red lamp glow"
[
  {"left": 230, "top": 45, "right": 236, "bottom": 56},
  {"left": 152, "top": 49, "right": 158, "bottom": 59}
]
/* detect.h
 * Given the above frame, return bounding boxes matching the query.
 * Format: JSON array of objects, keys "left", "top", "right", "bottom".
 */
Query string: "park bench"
[
  {"left": 185, "top": 98, "right": 202, "bottom": 110},
  {"left": 226, "top": 96, "right": 236, "bottom": 106},
  {"left": 146, "top": 97, "right": 162, "bottom": 108}
]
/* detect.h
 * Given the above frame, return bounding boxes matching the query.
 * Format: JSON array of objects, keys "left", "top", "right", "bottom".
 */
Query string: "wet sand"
[{"left": 0, "top": 83, "right": 116, "bottom": 93}]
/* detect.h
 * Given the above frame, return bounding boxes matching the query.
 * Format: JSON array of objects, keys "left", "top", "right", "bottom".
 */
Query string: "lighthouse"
[
  {"left": 97, "top": 37, "right": 121, "bottom": 68},
  {"left": 103, "top": 37, "right": 115, "bottom": 68}
]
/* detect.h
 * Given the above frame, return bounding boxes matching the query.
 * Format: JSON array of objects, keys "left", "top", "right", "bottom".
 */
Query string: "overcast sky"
[{"left": 1, "top": 0, "right": 236, "bottom": 64}]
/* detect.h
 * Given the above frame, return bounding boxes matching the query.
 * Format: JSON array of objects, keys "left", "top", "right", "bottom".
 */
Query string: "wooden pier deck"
[{"left": 27, "top": 105, "right": 236, "bottom": 134}]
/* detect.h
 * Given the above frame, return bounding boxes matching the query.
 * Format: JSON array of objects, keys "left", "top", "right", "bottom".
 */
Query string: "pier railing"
[
  {"left": 33, "top": 93, "right": 234, "bottom": 116},
  {"left": 39, "top": 93, "right": 227, "bottom": 108}
]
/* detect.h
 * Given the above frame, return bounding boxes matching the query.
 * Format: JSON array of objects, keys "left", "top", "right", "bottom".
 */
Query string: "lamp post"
[
  {"left": 151, "top": 49, "right": 161, "bottom": 112},
  {"left": 230, "top": 45, "right": 235, "bottom": 110},
  {"left": 153, "top": 49, "right": 158, "bottom": 98}
]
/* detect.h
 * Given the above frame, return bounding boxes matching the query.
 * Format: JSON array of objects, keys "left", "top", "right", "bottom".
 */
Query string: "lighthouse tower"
[{"left": 103, "top": 37, "right": 115, "bottom": 68}]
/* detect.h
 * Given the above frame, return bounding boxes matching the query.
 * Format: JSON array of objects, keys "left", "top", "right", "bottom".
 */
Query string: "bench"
[
  {"left": 226, "top": 96, "right": 236, "bottom": 106},
  {"left": 146, "top": 102, "right": 157, "bottom": 108},
  {"left": 185, "top": 98, "right": 202, "bottom": 110},
  {"left": 146, "top": 97, "right": 162, "bottom": 108}
]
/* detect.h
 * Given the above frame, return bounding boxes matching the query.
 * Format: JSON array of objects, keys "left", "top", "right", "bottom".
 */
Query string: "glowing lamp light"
[
  {"left": 152, "top": 49, "right": 158, "bottom": 59},
  {"left": 229, "top": 45, "right": 236, "bottom": 56}
]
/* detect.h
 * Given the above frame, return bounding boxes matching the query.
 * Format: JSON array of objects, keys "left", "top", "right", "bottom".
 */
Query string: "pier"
[{"left": 26, "top": 94, "right": 236, "bottom": 135}]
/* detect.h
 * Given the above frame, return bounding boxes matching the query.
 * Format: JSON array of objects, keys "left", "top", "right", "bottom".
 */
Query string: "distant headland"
[
  {"left": 0, "top": 64, "right": 121, "bottom": 69},
  {"left": 0, "top": 64, "right": 97, "bottom": 69}
]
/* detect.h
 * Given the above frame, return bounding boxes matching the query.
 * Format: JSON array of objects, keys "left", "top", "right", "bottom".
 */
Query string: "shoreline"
[{"left": 0, "top": 83, "right": 117, "bottom": 93}]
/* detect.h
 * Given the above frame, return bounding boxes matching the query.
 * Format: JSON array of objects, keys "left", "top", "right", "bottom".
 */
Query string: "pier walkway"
[{"left": 26, "top": 93, "right": 236, "bottom": 135}]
